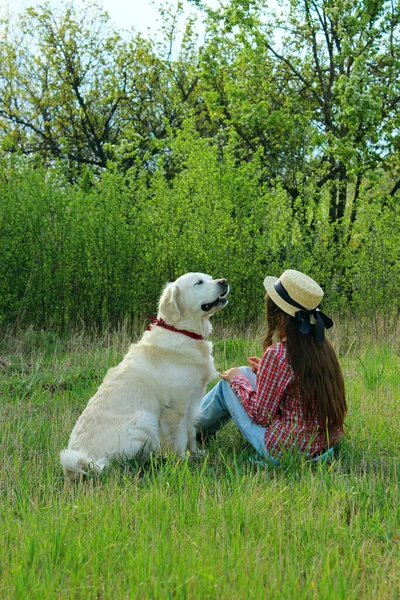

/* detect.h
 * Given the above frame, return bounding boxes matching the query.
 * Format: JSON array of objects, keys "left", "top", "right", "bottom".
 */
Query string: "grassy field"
[{"left": 0, "top": 321, "right": 399, "bottom": 599}]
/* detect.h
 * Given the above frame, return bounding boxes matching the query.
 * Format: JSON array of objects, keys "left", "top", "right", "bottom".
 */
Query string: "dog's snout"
[{"left": 219, "top": 278, "right": 228, "bottom": 287}]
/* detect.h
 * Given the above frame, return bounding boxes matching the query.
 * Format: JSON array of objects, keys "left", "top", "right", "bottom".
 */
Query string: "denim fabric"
[
  {"left": 197, "top": 366, "right": 335, "bottom": 466},
  {"left": 197, "top": 366, "right": 280, "bottom": 465}
]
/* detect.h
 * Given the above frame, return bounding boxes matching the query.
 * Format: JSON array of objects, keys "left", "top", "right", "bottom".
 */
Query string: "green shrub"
[{"left": 0, "top": 132, "right": 399, "bottom": 330}]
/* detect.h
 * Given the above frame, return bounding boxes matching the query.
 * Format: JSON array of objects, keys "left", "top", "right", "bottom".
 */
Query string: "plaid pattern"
[{"left": 230, "top": 342, "right": 342, "bottom": 457}]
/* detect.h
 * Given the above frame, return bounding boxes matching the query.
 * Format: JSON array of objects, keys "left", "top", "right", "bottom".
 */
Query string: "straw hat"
[{"left": 263, "top": 270, "right": 324, "bottom": 317}]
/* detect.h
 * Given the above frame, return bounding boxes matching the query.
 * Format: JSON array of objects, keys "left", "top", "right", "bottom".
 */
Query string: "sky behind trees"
[{"left": 3, "top": 0, "right": 210, "bottom": 34}]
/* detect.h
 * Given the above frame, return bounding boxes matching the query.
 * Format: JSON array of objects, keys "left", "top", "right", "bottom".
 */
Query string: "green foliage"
[
  {"left": 0, "top": 126, "right": 399, "bottom": 329},
  {"left": 0, "top": 1, "right": 399, "bottom": 329},
  {"left": 0, "top": 2, "right": 202, "bottom": 175},
  {"left": 357, "top": 344, "right": 399, "bottom": 391}
]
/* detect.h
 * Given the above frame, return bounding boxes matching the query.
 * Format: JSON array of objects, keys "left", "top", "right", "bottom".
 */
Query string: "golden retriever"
[{"left": 60, "top": 273, "right": 229, "bottom": 478}]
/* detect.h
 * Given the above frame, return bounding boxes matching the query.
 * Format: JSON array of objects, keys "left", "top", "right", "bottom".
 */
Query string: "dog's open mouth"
[{"left": 201, "top": 288, "right": 229, "bottom": 312}]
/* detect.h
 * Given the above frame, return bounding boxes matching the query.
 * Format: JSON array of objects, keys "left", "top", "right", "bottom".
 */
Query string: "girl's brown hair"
[{"left": 263, "top": 295, "right": 347, "bottom": 432}]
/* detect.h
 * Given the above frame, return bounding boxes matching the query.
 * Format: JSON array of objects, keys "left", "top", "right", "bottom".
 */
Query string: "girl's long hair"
[{"left": 263, "top": 295, "right": 347, "bottom": 432}]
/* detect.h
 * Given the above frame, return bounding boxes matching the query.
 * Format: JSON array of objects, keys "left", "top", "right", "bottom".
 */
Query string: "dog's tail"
[{"left": 60, "top": 448, "right": 107, "bottom": 480}]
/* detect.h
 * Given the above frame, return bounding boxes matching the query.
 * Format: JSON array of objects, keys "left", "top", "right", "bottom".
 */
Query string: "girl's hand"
[
  {"left": 247, "top": 356, "right": 261, "bottom": 373},
  {"left": 220, "top": 367, "right": 243, "bottom": 383}
]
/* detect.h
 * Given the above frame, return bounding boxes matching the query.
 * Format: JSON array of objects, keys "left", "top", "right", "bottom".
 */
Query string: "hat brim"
[{"left": 263, "top": 276, "right": 297, "bottom": 317}]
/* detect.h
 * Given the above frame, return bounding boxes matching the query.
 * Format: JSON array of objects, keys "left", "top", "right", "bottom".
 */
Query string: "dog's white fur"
[{"left": 60, "top": 273, "right": 228, "bottom": 479}]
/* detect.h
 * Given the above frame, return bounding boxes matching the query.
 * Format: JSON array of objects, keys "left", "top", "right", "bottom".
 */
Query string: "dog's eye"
[{"left": 194, "top": 280, "right": 203, "bottom": 286}]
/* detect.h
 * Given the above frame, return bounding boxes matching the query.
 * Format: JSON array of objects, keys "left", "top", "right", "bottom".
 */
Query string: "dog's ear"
[{"left": 158, "top": 282, "right": 182, "bottom": 324}]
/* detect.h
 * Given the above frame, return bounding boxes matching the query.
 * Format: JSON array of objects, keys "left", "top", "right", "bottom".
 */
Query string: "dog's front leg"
[
  {"left": 174, "top": 414, "right": 189, "bottom": 456},
  {"left": 186, "top": 395, "right": 202, "bottom": 455},
  {"left": 160, "top": 408, "right": 188, "bottom": 456}
]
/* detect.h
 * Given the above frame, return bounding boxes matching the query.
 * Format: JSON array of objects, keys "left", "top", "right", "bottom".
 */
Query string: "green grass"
[{"left": 0, "top": 323, "right": 399, "bottom": 599}]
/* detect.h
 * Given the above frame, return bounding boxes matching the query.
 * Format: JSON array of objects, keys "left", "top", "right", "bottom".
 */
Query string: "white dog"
[{"left": 60, "top": 273, "right": 229, "bottom": 479}]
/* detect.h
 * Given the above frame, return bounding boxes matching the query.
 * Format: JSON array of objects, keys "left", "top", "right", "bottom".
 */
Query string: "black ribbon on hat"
[{"left": 274, "top": 280, "right": 333, "bottom": 344}]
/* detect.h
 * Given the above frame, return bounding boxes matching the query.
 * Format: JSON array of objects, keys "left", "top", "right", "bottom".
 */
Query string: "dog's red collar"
[{"left": 146, "top": 317, "right": 204, "bottom": 341}]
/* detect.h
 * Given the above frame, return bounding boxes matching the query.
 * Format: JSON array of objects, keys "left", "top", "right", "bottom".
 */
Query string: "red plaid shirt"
[{"left": 230, "top": 342, "right": 342, "bottom": 457}]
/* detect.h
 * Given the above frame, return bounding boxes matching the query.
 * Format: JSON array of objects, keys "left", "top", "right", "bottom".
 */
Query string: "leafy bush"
[{"left": 1, "top": 130, "right": 399, "bottom": 330}]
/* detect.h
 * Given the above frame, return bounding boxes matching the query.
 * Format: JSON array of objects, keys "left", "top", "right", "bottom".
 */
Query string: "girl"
[{"left": 197, "top": 270, "right": 347, "bottom": 464}]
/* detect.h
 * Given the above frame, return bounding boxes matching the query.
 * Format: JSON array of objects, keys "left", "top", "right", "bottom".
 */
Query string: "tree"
[
  {"left": 0, "top": 2, "right": 206, "bottom": 177},
  {"left": 197, "top": 0, "right": 400, "bottom": 232},
  {"left": 0, "top": 3, "right": 124, "bottom": 171}
]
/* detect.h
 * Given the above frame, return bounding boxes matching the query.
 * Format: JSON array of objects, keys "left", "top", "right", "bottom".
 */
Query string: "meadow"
[
  {"left": 0, "top": 320, "right": 399, "bottom": 599},
  {"left": 1, "top": 2, "right": 399, "bottom": 596}
]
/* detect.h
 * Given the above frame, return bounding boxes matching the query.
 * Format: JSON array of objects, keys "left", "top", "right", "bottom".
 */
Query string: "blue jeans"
[
  {"left": 197, "top": 366, "right": 334, "bottom": 466},
  {"left": 197, "top": 367, "right": 280, "bottom": 465}
]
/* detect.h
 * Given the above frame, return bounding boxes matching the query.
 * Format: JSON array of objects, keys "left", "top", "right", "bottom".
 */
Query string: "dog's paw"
[
  {"left": 189, "top": 445, "right": 207, "bottom": 458},
  {"left": 194, "top": 448, "right": 206, "bottom": 458}
]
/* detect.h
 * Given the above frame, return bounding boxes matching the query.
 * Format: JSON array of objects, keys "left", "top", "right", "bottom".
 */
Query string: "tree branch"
[
  {"left": 263, "top": 40, "right": 324, "bottom": 107},
  {"left": 390, "top": 179, "right": 400, "bottom": 197}
]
